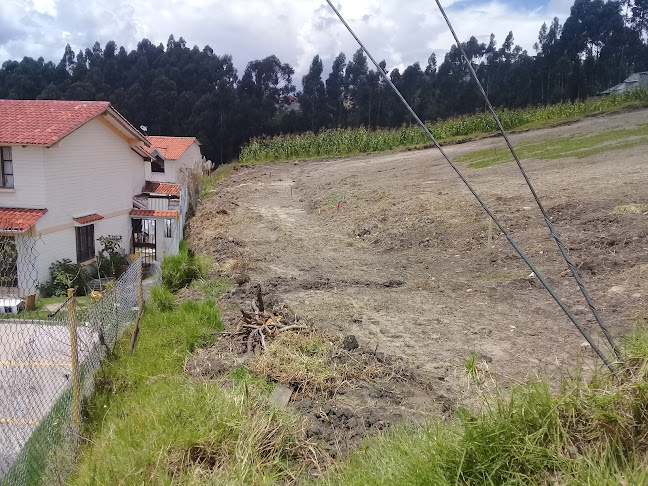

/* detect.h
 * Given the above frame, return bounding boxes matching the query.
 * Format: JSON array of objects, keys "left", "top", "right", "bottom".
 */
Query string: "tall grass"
[
  {"left": 320, "top": 329, "right": 648, "bottom": 486},
  {"left": 69, "top": 277, "right": 317, "bottom": 485},
  {"left": 161, "top": 240, "right": 209, "bottom": 292},
  {"left": 239, "top": 90, "right": 648, "bottom": 163}
]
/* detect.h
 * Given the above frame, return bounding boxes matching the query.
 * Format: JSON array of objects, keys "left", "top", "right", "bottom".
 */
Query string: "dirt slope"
[{"left": 188, "top": 109, "right": 648, "bottom": 412}]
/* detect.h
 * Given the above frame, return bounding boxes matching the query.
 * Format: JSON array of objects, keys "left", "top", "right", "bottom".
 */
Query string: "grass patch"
[
  {"left": 464, "top": 353, "right": 481, "bottom": 384},
  {"left": 17, "top": 295, "right": 92, "bottom": 321},
  {"left": 69, "top": 279, "right": 321, "bottom": 485},
  {"left": 238, "top": 90, "right": 648, "bottom": 164},
  {"left": 201, "top": 163, "right": 235, "bottom": 198},
  {"left": 458, "top": 123, "right": 648, "bottom": 168},
  {"left": 161, "top": 241, "right": 210, "bottom": 292},
  {"left": 320, "top": 328, "right": 648, "bottom": 485},
  {"left": 614, "top": 204, "right": 648, "bottom": 214}
]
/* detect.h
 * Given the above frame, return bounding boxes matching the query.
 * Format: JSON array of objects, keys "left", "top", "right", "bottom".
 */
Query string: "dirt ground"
[{"left": 187, "top": 109, "right": 648, "bottom": 444}]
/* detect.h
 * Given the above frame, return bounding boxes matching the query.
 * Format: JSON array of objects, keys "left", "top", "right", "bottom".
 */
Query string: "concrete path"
[{"left": 0, "top": 322, "right": 97, "bottom": 478}]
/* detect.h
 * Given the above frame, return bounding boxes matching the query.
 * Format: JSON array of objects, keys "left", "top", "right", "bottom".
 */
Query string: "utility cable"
[
  {"left": 324, "top": 0, "right": 617, "bottom": 373},
  {"left": 433, "top": 0, "right": 623, "bottom": 365}
]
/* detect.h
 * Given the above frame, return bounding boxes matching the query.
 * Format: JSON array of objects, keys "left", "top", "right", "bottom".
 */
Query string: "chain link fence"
[{"left": 0, "top": 227, "right": 157, "bottom": 485}]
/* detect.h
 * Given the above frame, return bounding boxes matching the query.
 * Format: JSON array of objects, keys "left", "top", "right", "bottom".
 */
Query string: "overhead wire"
[
  {"left": 324, "top": 0, "right": 617, "bottom": 373},
  {"left": 433, "top": 0, "right": 623, "bottom": 365}
]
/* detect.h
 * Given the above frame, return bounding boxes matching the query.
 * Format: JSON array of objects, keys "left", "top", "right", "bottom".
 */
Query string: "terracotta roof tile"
[
  {"left": 0, "top": 208, "right": 47, "bottom": 231},
  {"left": 73, "top": 213, "right": 104, "bottom": 225},
  {"left": 0, "top": 100, "right": 110, "bottom": 146},
  {"left": 142, "top": 181, "right": 181, "bottom": 195},
  {"left": 130, "top": 209, "right": 178, "bottom": 218},
  {"left": 145, "top": 136, "right": 198, "bottom": 159}
]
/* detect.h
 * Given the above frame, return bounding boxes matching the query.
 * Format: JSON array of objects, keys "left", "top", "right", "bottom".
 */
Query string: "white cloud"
[{"left": 0, "top": 0, "right": 572, "bottom": 81}]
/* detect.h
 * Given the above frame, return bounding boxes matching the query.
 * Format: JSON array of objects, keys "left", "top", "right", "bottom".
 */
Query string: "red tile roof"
[
  {"left": 73, "top": 213, "right": 104, "bottom": 225},
  {"left": 142, "top": 181, "right": 181, "bottom": 195},
  {"left": 0, "top": 208, "right": 47, "bottom": 231},
  {"left": 145, "top": 136, "right": 198, "bottom": 159},
  {"left": 0, "top": 100, "right": 110, "bottom": 146},
  {"left": 130, "top": 209, "right": 178, "bottom": 218}
]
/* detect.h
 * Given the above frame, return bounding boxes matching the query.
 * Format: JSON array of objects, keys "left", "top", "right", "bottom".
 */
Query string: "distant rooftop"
[
  {"left": 145, "top": 136, "right": 199, "bottom": 159},
  {"left": 600, "top": 72, "right": 648, "bottom": 95}
]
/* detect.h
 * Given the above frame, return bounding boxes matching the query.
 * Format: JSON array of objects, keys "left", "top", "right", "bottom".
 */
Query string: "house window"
[
  {"left": 1, "top": 147, "right": 14, "bottom": 188},
  {"left": 151, "top": 156, "right": 165, "bottom": 173},
  {"left": 75, "top": 224, "right": 95, "bottom": 262},
  {"left": 164, "top": 219, "right": 173, "bottom": 238}
]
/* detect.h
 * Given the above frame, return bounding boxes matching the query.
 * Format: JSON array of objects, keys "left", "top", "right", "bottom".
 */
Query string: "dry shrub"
[
  {"left": 613, "top": 203, "right": 648, "bottom": 214},
  {"left": 249, "top": 330, "right": 408, "bottom": 398},
  {"left": 224, "top": 258, "right": 255, "bottom": 273}
]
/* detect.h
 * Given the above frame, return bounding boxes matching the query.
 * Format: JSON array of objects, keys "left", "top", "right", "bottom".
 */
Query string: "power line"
[
  {"left": 433, "top": 0, "right": 623, "bottom": 365},
  {"left": 324, "top": 0, "right": 617, "bottom": 373}
]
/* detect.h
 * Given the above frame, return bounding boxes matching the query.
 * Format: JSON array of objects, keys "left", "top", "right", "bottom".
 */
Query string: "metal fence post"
[
  {"left": 67, "top": 288, "right": 82, "bottom": 430},
  {"left": 138, "top": 257, "right": 143, "bottom": 313},
  {"left": 130, "top": 258, "right": 143, "bottom": 354}
]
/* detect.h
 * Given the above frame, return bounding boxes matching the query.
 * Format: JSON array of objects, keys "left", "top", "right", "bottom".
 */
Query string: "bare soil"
[{"left": 187, "top": 109, "right": 648, "bottom": 446}]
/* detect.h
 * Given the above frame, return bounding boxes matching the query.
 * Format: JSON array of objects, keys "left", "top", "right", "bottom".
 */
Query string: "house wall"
[
  {"left": 155, "top": 216, "right": 179, "bottom": 261},
  {"left": 0, "top": 146, "right": 47, "bottom": 209},
  {"left": 30, "top": 212, "right": 130, "bottom": 293},
  {"left": 36, "top": 118, "right": 144, "bottom": 230},
  {"left": 1, "top": 118, "right": 148, "bottom": 291},
  {"left": 145, "top": 160, "right": 179, "bottom": 183},
  {"left": 144, "top": 141, "right": 202, "bottom": 184},
  {"left": 176, "top": 142, "right": 203, "bottom": 173}
]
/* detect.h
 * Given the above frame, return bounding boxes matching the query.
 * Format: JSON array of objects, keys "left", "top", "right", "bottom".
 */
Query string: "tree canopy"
[{"left": 1, "top": 0, "right": 646, "bottom": 163}]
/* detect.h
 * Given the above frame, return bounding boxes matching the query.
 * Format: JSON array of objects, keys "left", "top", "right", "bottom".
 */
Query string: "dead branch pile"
[{"left": 222, "top": 284, "right": 308, "bottom": 356}]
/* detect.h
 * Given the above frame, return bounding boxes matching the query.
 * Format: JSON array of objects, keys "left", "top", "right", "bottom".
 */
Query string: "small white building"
[
  {"left": 0, "top": 100, "right": 190, "bottom": 296},
  {"left": 134, "top": 136, "right": 205, "bottom": 264},
  {"left": 144, "top": 136, "right": 202, "bottom": 184}
]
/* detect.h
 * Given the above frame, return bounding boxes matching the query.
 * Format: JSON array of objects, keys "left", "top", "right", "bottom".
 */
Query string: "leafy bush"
[
  {"left": 39, "top": 259, "right": 88, "bottom": 297},
  {"left": 161, "top": 243, "right": 207, "bottom": 292},
  {"left": 95, "top": 235, "right": 129, "bottom": 278},
  {"left": 150, "top": 284, "right": 175, "bottom": 312}
]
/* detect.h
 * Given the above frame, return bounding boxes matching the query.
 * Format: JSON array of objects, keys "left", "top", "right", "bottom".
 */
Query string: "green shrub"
[
  {"left": 95, "top": 235, "right": 129, "bottom": 278},
  {"left": 161, "top": 243, "right": 207, "bottom": 292},
  {"left": 150, "top": 284, "right": 175, "bottom": 312},
  {"left": 39, "top": 259, "right": 88, "bottom": 297}
]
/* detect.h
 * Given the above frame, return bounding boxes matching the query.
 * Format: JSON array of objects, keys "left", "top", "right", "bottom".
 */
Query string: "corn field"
[{"left": 239, "top": 90, "right": 648, "bottom": 163}]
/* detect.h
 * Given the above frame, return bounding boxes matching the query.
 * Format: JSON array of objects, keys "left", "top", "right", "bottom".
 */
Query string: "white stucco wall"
[
  {"left": 144, "top": 160, "right": 178, "bottom": 183},
  {"left": 155, "top": 216, "right": 179, "bottom": 261},
  {"left": 1, "top": 117, "right": 148, "bottom": 292},
  {"left": 0, "top": 146, "right": 47, "bottom": 209},
  {"left": 175, "top": 142, "right": 202, "bottom": 173},
  {"left": 144, "top": 141, "right": 202, "bottom": 184}
]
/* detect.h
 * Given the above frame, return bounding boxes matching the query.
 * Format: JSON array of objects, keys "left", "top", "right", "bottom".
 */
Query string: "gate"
[{"left": 132, "top": 219, "right": 156, "bottom": 268}]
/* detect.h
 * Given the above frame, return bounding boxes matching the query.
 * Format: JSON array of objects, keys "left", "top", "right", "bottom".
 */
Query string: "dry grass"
[
  {"left": 223, "top": 258, "right": 256, "bottom": 273},
  {"left": 249, "top": 330, "right": 407, "bottom": 398},
  {"left": 613, "top": 203, "right": 648, "bottom": 214},
  {"left": 164, "top": 394, "right": 323, "bottom": 484}
]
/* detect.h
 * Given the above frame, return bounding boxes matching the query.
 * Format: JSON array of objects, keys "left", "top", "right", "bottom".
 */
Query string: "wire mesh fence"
[{"left": 0, "top": 230, "right": 157, "bottom": 485}]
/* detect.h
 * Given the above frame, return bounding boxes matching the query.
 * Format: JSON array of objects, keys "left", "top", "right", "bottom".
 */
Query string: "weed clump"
[
  {"left": 150, "top": 284, "right": 175, "bottom": 311},
  {"left": 161, "top": 241, "right": 209, "bottom": 292}
]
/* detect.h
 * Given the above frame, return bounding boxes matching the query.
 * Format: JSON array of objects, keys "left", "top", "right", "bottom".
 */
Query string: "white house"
[
  {"left": 0, "top": 100, "right": 189, "bottom": 296},
  {"left": 134, "top": 136, "right": 205, "bottom": 263},
  {"left": 144, "top": 136, "right": 202, "bottom": 184}
]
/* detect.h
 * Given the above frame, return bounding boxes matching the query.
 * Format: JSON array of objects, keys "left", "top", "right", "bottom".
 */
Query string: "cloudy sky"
[{"left": 1, "top": 0, "right": 575, "bottom": 81}]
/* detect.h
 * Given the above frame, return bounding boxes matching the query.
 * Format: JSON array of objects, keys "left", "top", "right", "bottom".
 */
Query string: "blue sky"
[{"left": 0, "top": 0, "right": 575, "bottom": 80}]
